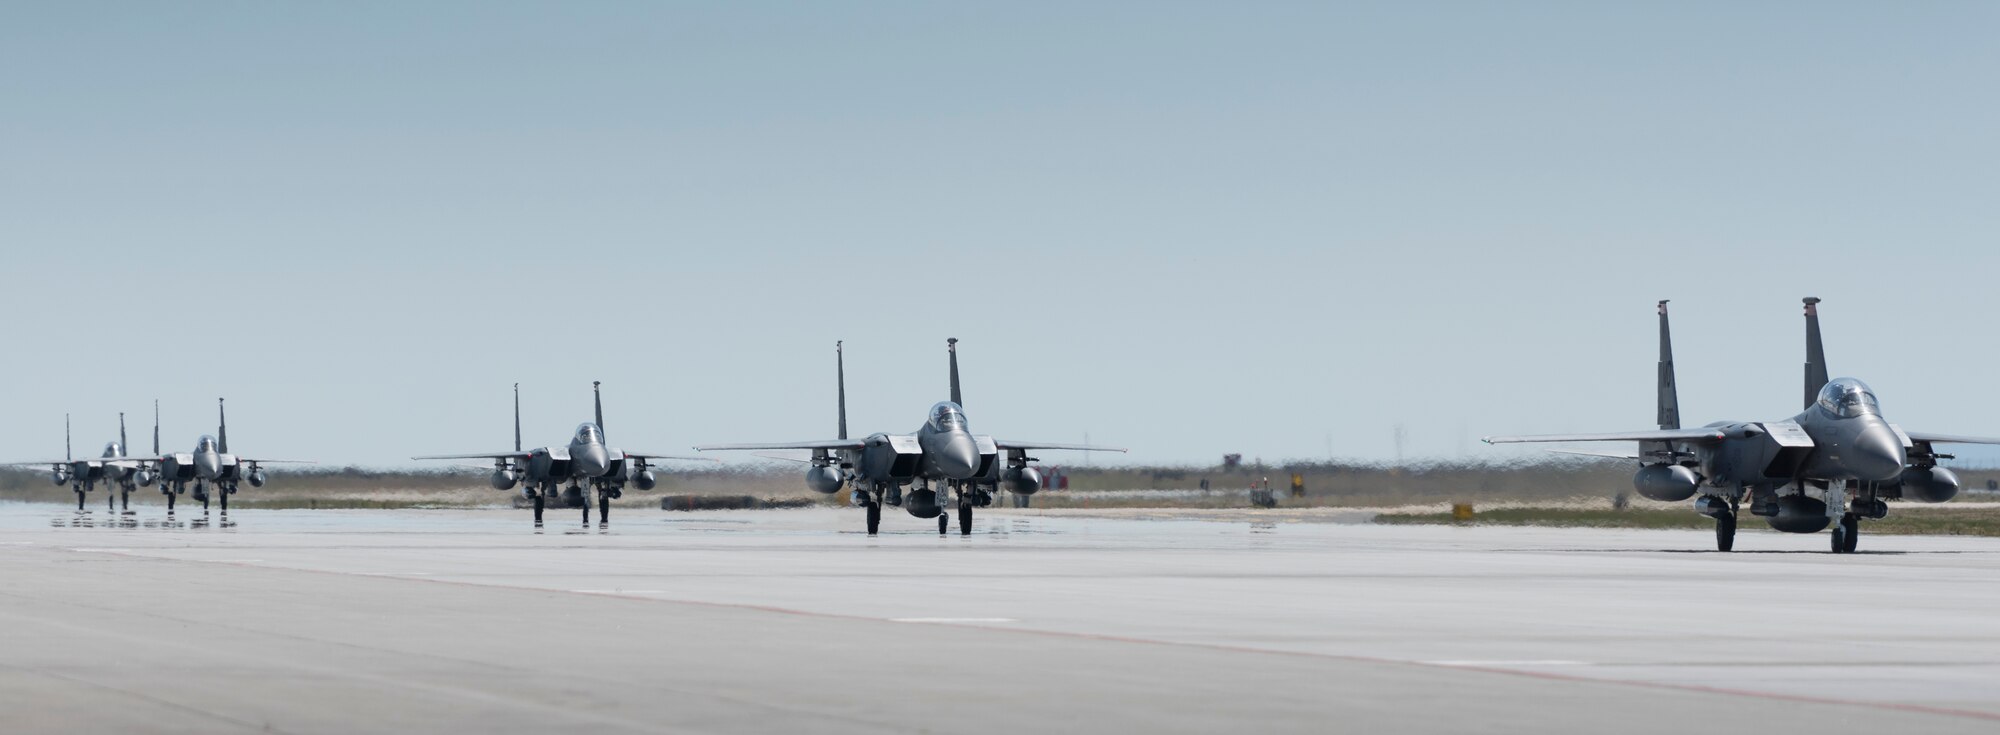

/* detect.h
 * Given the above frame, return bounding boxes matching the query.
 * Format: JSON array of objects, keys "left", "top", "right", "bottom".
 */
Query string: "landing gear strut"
[
  {"left": 532, "top": 491, "right": 545, "bottom": 526},
  {"left": 599, "top": 492, "right": 611, "bottom": 525},
  {"left": 75, "top": 487, "right": 85, "bottom": 511}
]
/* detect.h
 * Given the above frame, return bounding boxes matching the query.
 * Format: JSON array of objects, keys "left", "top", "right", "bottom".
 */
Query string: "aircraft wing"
[
  {"left": 1547, "top": 448, "right": 1641, "bottom": 460},
  {"left": 994, "top": 441, "right": 1128, "bottom": 453},
  {"left": 695, "top": 440, "right": 868, "bottom": 452},
  {"left": 1483, "top": 428, "right": 1728, "bottom": 445},
  {"left": 236, "top": 458, "right": 318, "bottom": 465},
  {"left": 412, "top": 452, "right": 533, "bottom": 461},
  {"left": 1901, "top": 431, "right": 2000, "bottom": 446},
  {"left": 2, "top": 460, "right": 75, "bottom": 467},
  {"left": 622, "top": 452, "right": 718, "bottom": 463}
]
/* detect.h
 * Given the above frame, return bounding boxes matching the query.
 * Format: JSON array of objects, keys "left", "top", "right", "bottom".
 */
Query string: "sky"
[{"left": 2, "top": 2, "right": 1998, "bottom": 468}]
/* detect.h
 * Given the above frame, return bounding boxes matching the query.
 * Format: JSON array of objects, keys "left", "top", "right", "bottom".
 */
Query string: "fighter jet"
[
  {"left": 413, "top": 382, "right": 710, "bottom": 526},
  {"left": 122, "top": 398, "right": 316, "bottom": 512},
  {"left": 6, "top": 411, "right": 152, "bottom": 511},
  {"left": 1485, "top": 298, "right": 2000, "bottom": 553},
  {"left": 697, "top": 339, "right": 1125, "bottom": 536}
]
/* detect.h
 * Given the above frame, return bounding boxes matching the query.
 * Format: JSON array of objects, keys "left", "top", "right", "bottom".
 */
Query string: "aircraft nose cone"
[
  {"left": 195, "top": 454, "right": 221, "bottom": 479},
  {"left": 577, "top": 447, "right": 610, "bottom": 478},
  {"left": 1849, "top": 426, "right": 1906, "bottom": 483},
  {"left": 932, "top": 434, "right": 980, "bottom": 480}
]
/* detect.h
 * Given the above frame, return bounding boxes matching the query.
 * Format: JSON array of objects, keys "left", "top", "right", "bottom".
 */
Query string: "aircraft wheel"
[
  {"left": 1715, "top": 512, "right": 1735, "bottom": 552},
  {"left": 1841, "top": 513, "right": 1860, "bottom": 553},
  {"left": 866, "top": 500, "right": 881, "bottom": 536},
  {"left": 1830, "top": 524, "right": 1848, "bottom": 554},
  {"left": 76, "top": 490, "right": 84, "bottom": 511},
  {"left": 220, "top": 488, "right": 228, "bottom": 513},
  {"left": 599, "top": 494, "right": 611, "bottom": 525},
  {"left": 938, "top": 511, "right": 948, "bottom": 535},
  {"left": 959, "top": 503, "right": 972, "bottom": 536},
  {"left": 532, "top": 493, "right": 545, "bottom": 525}
]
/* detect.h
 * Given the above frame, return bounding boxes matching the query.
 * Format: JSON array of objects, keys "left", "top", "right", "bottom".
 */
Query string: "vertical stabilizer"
[
  {"left": 593, "top": 381, "right": 605, "bottom": 440},
  {"left": 65, "top": 414, "right": 71, "bottom": 461},
  {"left": 513, "top": 383, "right": 523, "bottom": 452},
  {"left": 836, "top": 341, "right": 849, "bottom": 440},
  {"left": 152, "top": 400, "right": 160, "bottom": 455},
  {"left": 119, "top": 413, "right": 128, "bottom": 456},
  {"left": 947, "top": 338, "right": 963, "bottom": 406},
  {"left": 1803, "top": 297, "right": 1828, "bottom": 409},
  {"left": 1656, "top": 300, "right": 1680, "bottom": 430},
  {"left": 217, "top": 398, "right": 229, "bottom": 454}
]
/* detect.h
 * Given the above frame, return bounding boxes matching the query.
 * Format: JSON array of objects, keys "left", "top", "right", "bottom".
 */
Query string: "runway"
[{"left": 4, "top": 504, "right": 2000, "bottom": 734}]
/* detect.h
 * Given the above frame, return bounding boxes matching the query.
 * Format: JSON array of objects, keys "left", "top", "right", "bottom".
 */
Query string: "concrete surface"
[{"left": 3, "top": 504, "right": 1998, "bottom": 733}]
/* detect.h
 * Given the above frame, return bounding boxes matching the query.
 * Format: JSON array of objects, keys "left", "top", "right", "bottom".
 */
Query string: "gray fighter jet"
[
  {"left": 414, "top": 382, "right": 710, "bottom": 526},
  {"left": 697, "top": 339, "right": 1125, "bottom": 536},
  {"left": 6, "top": 411, "right": 152, "bottom": 511},
  {"left": 1485, "top": 298, "right": 2000, "bottom": 553},
  {"left": 119, "top": 398, "right": 316, "bottom": 513}
]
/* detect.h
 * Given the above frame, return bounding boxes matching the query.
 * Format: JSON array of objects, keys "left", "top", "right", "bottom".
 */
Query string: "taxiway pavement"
[{"left": 3, "top": 504, "right": 1998, "bottom": 733}]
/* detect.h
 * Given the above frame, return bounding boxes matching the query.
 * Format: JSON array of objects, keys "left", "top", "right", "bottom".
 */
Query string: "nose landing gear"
[{"left": 1832, "top": 512, "right": 1859, "bottom": 553}]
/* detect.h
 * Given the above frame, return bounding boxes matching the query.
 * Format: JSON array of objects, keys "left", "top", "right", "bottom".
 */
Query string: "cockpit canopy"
[
  {"left": 574, "top": 423, "right": 603, "bottom": 445},
  {"left": 102, "top": 442, "right": 122, "bottom": 457},
  {"left": 197, "top": 435, "right": 218, "bottom": 451},
  {"left": 1816, "top": 378, "right": 1880, "bottom": 419},
  {"left": 928, "top": 401, "right": 968, "bottom": 432}
]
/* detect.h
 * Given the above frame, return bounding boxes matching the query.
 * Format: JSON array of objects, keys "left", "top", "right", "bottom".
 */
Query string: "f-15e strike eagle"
[
  {"left": 414, "top": 382, "right": 710, "bottom": 527},
  {"left": 11, "top": 399, "right": 312, "bottom": 513},
  {"left": 6, "top": 411, "right": 147, "bottom": 511},
  {"left": 1486, "top": 298, "right": 2000, "bottom": 553},
  {"left": 697, "top": 339, "right": 1125, "bottom": 536}
]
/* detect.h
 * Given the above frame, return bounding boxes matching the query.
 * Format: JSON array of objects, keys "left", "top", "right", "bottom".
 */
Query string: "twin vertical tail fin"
[
  {"left": 1800, "top": 299, "right": 1832, "bottom": 413},
  {"left": 152, "top": 400, "right": 160, "bottom": 455},
  {"left": 65, "top": 414, "right": 72, "bottom": 462},
  {"left": 513, "top": 383, "right": 523, "bottom": 452},
  {"left": 593, "top": 381, "right": 605, "bottom": 441},
  {"left": 217, "top": 398, "right": 229, "bottom": 454},
  {"left": 1656, "top": 301, "right": 1680, "bottom": 430},
  {"left": 119, "top": 413, "right": 128, "bottom": 456},
  {"left": 1803, "top": 297, "right": 1828, "bottom": 410},
  {"left": 947, "top": 338, "right": 963, "bottom": 407},
  {"left": 836, "top": 341, "right": 849, "bottom": 440}
]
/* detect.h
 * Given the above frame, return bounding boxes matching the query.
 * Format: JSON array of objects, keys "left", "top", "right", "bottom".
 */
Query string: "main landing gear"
[
  {"left": 532, "top": 490, "right": 546, "bottom": 526},
  {"left": 866, "top": 497, "right": 882, "bottom": 536}
]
